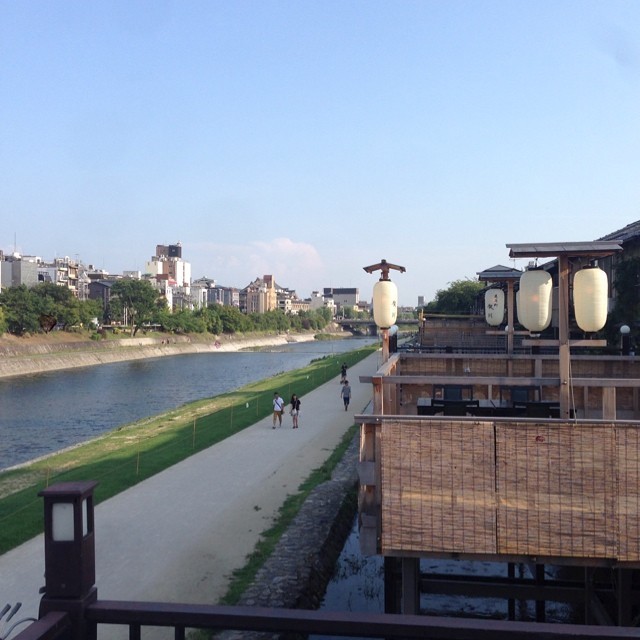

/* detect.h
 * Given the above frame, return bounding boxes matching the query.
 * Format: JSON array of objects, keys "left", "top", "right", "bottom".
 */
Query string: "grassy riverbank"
[{"left": 0, "top": 344, "right": 375, "bottom": 556}]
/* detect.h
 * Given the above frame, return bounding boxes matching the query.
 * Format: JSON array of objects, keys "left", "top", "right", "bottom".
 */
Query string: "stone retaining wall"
[
  {"left": 219, "top": 433, "right": 360, "bottom": 640},
  {"left": 0, "top": 334, "right": 318, "bottom": 378}
]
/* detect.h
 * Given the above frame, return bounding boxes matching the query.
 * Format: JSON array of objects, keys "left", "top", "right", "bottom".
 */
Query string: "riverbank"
[
  {"left": 0, "top": 351, "right": 378, "bottom": 632},
  {"left": 0, "top": 331, "right": 342, "bottom": 379}
]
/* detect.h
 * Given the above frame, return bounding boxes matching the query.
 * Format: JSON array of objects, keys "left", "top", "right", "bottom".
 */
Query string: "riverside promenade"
[{"left": 0, "top": 351, "right": 380, "bottom": 630}]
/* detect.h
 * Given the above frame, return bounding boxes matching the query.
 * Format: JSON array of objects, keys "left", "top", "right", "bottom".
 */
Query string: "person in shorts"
[
  {"left": 272, "top": 392, "right": 284, "bottom": 428},
  {"left": 289, "top": 393, "right": 301, "bottom": 428}
]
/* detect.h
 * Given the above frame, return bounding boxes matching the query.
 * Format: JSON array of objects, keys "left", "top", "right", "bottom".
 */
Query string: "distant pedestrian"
[
  {"left": 289, "top": 393, "right": 301, "bottom": 428},
  {"left": 340, "top": 362, "right": 348, "bottom": 382},
  {"left": 340, "top": 380, "right": 351, "bottom": 411},
  {"left": 272, "top": 392, "right": 284, "bottom": 428}
]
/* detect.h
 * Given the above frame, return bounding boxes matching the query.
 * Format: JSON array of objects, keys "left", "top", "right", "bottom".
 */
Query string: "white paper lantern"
[
  {"left": 573, "top": 266, "right": 608, "bottom": 332},
  {"left": 484, "top": 289, "right": 505, "bottom": 327},
  {"left": 372, "top": 280, "right": 398, "bottom": 328},
  {"left": 518, "top": 269, "right": 552, "bottom": 332}
]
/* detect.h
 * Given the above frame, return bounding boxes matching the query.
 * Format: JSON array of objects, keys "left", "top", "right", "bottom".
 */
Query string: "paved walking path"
[{"left": 0, "top": 352, "right": 380, "bottom": 629}]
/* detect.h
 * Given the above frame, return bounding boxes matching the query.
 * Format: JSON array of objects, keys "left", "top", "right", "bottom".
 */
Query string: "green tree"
[
  {"left": 425, "top": 279, "right": 484, "bottom": 315},
  {"left": 194, "top": 305, "right": 223, "bottom": 335},
  {"left": 32, "top": 282, "right": 80, "bottom": 329},
  {"left": 110, "top": 279, "right": 160, "bottom": 336},
  {"left": 0, "top": 285, "right": 40, "bottom": 335},
  {"left": 77, "top": 298, "right": 103, "bottom": 329},
  {"left": 218, "top": 305, "right": 250, "bottom": 333}
]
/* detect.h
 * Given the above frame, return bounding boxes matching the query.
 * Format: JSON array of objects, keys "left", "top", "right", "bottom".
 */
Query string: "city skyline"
[{"left": 2, "top": 2, "right": 640, "bottom": 306}]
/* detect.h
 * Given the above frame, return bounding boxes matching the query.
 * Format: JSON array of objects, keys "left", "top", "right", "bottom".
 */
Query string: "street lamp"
[
  {"left": 363, "top": 259, "right": 406, "bottom": 363},
  {"left": 620, "top": 324, "right": 631, "bottom": 356},
  {"left": 39, "top": 481, "right": 98, "bottom": 640}
]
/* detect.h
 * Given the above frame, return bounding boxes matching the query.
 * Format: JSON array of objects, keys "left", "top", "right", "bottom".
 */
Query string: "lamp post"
[
  {"left": 363, "top": 259, "right": 406, "bottom": 364},
  {"left": 39, "top": 481, "right": 98, "bottom": 640},
  {"left": 620, "top": 324, "right": 631, "bottom": 356}
]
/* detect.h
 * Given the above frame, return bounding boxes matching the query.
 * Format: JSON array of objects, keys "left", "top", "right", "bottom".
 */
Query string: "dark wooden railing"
[{"left": 13, "top": 602, "right": 640, "bottom": 640}]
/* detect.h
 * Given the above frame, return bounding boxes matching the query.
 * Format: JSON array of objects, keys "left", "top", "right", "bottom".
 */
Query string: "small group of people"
[{"left": 272, "top": 392, "right": 301, "bottom": 429}]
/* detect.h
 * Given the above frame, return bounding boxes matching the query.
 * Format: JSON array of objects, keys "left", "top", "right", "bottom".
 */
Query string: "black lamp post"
[{"left": 39, "top": 481, "right": 98, "bottom": 640}]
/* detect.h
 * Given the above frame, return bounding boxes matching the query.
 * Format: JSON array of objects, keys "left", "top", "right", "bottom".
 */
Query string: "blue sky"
[{"left": 2, "top": 1, "right": 639, "bottom": 306}]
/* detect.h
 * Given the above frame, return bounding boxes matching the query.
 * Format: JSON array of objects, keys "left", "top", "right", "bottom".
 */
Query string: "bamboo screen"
[
  {"left": 378, "top": 419, "right": 640, "bottom": 563},
  {"left": 617, "top": 425, "right": 640, "bottom": 561},
  {"left": 496, "top": 423, "right": 617, "bottom": 559},
  {"left": 380, "top": 420, "right": 496, "bottom": 555}
]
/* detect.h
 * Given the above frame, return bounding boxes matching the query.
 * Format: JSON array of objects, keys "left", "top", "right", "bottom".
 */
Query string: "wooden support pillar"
[
  {"left": 384, "top": 557, "right": 402, "bottom": 614},
  {"left": 558, "top": 255, "right": 571, "bottom": 420},
  {"left": 603, "top": 387, "right": 617, "bottom": 420},
  {"left": 506, "top": 281, "right": 515, "bottom": 372},
  {"left": 617, "top": 568, "right": 632, "bottom": 626},
  {"left": 401, "top": 558, "right": 420, "bottom": 615},
  {"left": 507, "top": 563, "right": 515, "bottom": 620},
  {"left": 535, "top": 563, "right": 546, "bottom": 622}
]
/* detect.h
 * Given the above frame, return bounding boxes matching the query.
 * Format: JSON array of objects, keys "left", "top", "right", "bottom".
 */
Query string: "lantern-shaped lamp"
[
  {"left": 373, "top": 280, "right": 398, "bottom": 329},
  {"left": 518, "top": 268, "right": 552, "bottom": 332},
  {"left": 484, "top": 289, "right": 505, "bottom": 327},
  {"left": 39, "top": 481, "right": 98, "bottom": 599},
  {"left": 573, "top": 265, "right": 608, "bottom": 332}
]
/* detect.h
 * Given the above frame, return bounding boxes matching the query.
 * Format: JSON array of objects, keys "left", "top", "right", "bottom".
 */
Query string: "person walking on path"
[
  {"left": 272, "top": 392, "right": 284, "bottom": 428},
  {"left": 340, "top": 362, "right": 348, "bottom": 382},
  {"left": 340, "top": 380, "right": 352, "bottom": 411},
  {"left": 289, "top": 394, "right": 301, "bottom": 428}
]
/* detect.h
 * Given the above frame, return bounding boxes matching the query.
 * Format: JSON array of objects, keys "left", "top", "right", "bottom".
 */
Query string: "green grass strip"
[{"left": 0, "top": 345, "right": 376, "bottom": 555}]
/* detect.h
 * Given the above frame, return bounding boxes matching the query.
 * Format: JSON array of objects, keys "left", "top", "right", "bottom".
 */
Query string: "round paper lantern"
[
  {"left": 573, "top": 266, "right": 608, "bottom": 332},
  {"left": 372, "top": 280, "right": 398, "bottom": 328},
  {"left": 484, "top": 289, "right": 505, "bottom": 327},
  {"left": 518, "top": 269, "right": 552, "bottom": 332}
]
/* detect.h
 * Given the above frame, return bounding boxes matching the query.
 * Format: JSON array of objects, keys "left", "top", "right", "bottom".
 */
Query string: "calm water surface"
[
  {"left": 311, "top": 518, "right": 578, "bottom": 639},
  {"left": 0, "top": 338, "right": 376, "bottom": 470}
]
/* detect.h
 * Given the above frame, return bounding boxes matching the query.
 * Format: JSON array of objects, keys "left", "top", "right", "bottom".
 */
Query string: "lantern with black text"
[
  {"left": 484, "top": 289, "right": 505, "bottom": 327},
  {"left": 373, "top": 279, "right": 398, "bottom": 329},
  {"left": 518, "top": 268, "right": 552, "bottom": 332},
  {"left": 573, "top": 265, "right": 608, "bottom": 332}
]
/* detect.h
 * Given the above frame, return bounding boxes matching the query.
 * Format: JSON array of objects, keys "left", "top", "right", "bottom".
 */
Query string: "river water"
[{"left": 0, "top": 338, "right": 376, "bottom": 471}]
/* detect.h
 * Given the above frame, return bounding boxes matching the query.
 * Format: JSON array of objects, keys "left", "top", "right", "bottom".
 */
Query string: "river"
[{"left": 0, "top": 337, "right": 376, "bottom": 471}]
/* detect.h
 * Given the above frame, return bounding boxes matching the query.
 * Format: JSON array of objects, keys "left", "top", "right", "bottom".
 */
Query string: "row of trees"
[{"left": 0, "top": 280, "right": 335, "bottom": 337}]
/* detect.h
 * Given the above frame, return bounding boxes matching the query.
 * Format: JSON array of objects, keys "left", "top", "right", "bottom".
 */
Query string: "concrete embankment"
[{"left": 0, "top": 333, "right": 320, "bottom": 379}]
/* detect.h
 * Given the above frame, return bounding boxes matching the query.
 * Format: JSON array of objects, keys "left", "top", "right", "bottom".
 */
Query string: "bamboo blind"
[
  {"left": 378, "top": 419, "right": 640, "bottom": 563},
  {"left": 380, "top": 420, "right": 496, "bottom": 555}
]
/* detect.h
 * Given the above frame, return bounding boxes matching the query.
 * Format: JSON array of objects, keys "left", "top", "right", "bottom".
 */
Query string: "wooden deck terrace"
[{"left": 356, "top": 352, "right": 640, "bottom": 567}]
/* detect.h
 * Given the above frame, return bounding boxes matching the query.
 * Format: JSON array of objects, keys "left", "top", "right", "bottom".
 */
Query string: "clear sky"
[{"left": 2, "top": 1, "right": 639, "bottom": 306}]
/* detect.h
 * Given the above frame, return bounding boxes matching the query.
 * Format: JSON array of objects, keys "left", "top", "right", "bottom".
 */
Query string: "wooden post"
[{"left": 558, "top": 255, "right": 571, "bottom": 419}]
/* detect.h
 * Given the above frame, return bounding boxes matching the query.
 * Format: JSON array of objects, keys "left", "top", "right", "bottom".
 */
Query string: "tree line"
[{"left": 0, "top": 280, "right": 334, "bottom": 337}]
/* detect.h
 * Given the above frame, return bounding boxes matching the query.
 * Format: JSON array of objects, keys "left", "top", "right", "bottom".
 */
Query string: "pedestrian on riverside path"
[
  {"left": 289, "top": 393, "right": 301, "bottom": 429},
  {"left": 340, "top": 362, "right": 348, "bottom": 382},
  {"left": 272, "top": 392, "right": 284, "bottom": 428},
  {"left": 340, "top": 380, "right": 352, "bottom": 411}
]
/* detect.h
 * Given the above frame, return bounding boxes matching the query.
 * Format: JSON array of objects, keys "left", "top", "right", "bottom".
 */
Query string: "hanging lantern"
[
  {"left": 573, "top": 265, "right": 608, "bottom": 332},
  {"left": 518, "top": 268, "right": 552, "bottom": 332},
  {"left": 372, "top": 280, "right": 398, "bottom": 329},
  {"left": 484, "top": 289, "right": 505, "bottom": 326}
]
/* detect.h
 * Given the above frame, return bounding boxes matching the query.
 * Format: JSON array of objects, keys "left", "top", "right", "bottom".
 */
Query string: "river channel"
[{"left": 0, "top": 337, "right": 376, "bottom": 471}]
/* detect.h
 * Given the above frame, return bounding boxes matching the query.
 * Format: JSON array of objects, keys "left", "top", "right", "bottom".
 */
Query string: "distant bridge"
[{"left": 336, "top": 318, "right": 419, "bottom": 335}]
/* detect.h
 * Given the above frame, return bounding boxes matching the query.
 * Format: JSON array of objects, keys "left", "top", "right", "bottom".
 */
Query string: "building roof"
[
  {"left": 476, "top": 265, "right": 522, "bottom": 282},
  {"left": 598, "top": 219, "right": 640, "bottom": 244},
  {"left": 506, "top": 241, "right": 622, "bottom": 259}
]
